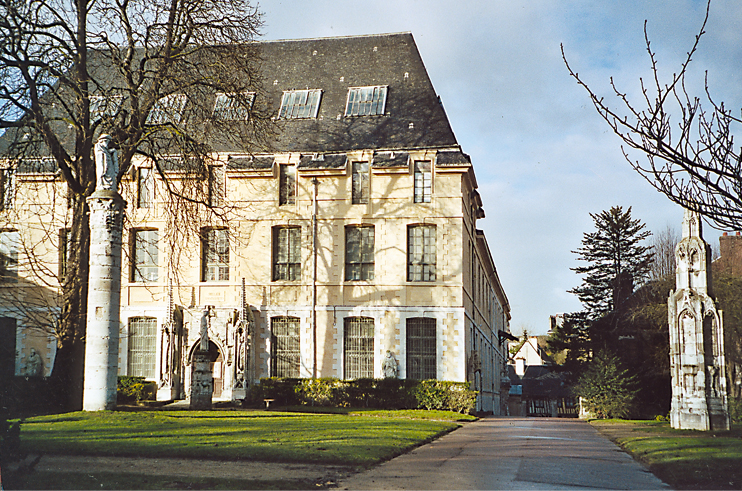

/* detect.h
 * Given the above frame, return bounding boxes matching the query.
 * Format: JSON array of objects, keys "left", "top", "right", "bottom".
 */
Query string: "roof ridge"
[{"left": 261, "top": 32, "right": 413, "bottom": 44}]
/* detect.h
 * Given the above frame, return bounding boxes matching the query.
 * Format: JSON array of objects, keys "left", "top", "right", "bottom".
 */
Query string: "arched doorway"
[{"left": 189, "top": 340, "right": 225, "bottom": 398}]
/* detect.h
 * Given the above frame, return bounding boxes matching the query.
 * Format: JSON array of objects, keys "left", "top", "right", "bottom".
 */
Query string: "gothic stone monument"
[
  {"left": 83, "top": 134, "right": 126, "bottom": 411},
  {"left": 668, "top": 209, "right": 730, "bottom": 430}
]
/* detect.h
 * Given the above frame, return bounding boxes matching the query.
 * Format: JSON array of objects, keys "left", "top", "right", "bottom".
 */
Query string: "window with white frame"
[
  {"left": 212, "top": 92, "right": 254, "bottom": 120},
  {"left": 273, "top": 226, "right": 301, "bottom": 281},
  {"left": 201, "top": 228, "right": 229, "bottom": 281},
  {"left": 147, "top": 93, "right": 187, "bottom": 125},
  {"left": 345, "top": 86, "right": 387, "bottom": 116},
  {"left": 407, "top": 225, "right": 436, "bottom": 281},
  {"left": 127, "top": 317, "right": 157, "bottom": 379},
  {"left": 132, "top": 229, "right": 159, "bottom": 282},
  {"left": 351, "top": 161, "right": 369, "bottom": 204},
  {"left": 278, "top": 164, "right": 296, "bottom": 205},
  {"left": 344, "top": 317, "right": 374, "bottom": 379},
  {"left": 278, "top": 89, "right": 322, "bottom": 119},
  {"left": 0, "top": 230, "right": 19, "bottom": 282},
  {"left": 137, "top": 167, "right": 154, "bottom": 209},
  {"left": 413, "top": 160, "right": 432, "bottom": 203},
  {"left": 406, "top": 317, "right": 436, "bottom": 380},
  {"left": 345, "top": 225, "right": 374, "bottom": 281},
  {"left": 90, "top": 95, "right": 123, "bottom": 123},
  {"left": 270, "top": 316, "right": 300, "bottom": 378}
]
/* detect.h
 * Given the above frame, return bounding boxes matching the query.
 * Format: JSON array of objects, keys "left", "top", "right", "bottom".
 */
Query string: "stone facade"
[
  {"left": 0, "top": 33, "right": 512, "bottom": 412},
  {"left": 668, "top": 209, "right": 730, "bottom": 430}
]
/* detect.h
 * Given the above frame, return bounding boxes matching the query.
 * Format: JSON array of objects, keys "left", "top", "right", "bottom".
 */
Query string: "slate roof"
[{"left": 1, "top": 33, "right": 461, "bottom": 168}]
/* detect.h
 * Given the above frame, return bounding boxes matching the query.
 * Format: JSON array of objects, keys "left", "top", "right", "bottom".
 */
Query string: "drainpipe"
[{"left": 311, "top": 178, "right": 319, "bottom": 379}]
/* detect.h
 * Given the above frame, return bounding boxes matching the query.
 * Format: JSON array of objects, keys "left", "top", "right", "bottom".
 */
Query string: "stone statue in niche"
[
  {"left": 199, "top": 308, "right": 210, "bottom": 351},
  {"left": 382, "top": 350, "right": 398, "bottom": 378},
  {"left": 25, "top": 348, "right": 43, "bottom": 377},
  {"left": 94, "top": 134, "right": 118, "bottom": 192}
]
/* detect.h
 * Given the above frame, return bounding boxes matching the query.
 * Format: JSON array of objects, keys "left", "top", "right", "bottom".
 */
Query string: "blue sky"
[{"left": 260, "top": 0, "right": 742, "bottom": 334}]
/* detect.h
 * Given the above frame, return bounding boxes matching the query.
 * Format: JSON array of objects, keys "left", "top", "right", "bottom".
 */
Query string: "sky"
[{"left": 258, "top": 0, "right": 742, "bottom": 335}]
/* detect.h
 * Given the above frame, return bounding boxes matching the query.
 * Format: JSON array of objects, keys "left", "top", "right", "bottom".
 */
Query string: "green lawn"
[
  {"left": 591, "top": 419, "right": 742, "bottom": 490},
  {"left": 15, "top": 408, "right": 471, "bottom": 466}
]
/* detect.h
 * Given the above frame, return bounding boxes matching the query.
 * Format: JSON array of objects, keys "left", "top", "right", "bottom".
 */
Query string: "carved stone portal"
[{"left": 668, "top": 209, "right": 730, "bottom": 430}]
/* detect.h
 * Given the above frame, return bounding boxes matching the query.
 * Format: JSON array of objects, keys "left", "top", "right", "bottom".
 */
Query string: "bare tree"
[
  {"left": 0, "top": 0, "right": 269, "bottom": 409},
  {"left": 562, "top": 1, "right": 742, "bottom": 231},
  {"left": 650, "top": 225, "right": 679, "bottom": 281}
]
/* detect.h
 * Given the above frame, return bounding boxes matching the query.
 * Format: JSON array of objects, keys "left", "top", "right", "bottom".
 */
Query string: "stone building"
[{"left": 0, "top": 33, "right": 512, "bottom": 413}]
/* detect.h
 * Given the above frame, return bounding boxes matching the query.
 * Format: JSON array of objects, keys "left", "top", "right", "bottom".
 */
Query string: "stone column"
[
  {"left": 82, "top": 190, "right": 125, "bottom": 410},
  {"left": 83, "top": 134, "right": 125, "bottom": 411}
]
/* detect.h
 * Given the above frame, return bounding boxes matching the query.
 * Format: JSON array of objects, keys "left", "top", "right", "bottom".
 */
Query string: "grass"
[
  {"left": 14, "top": 408, "right": 469, "bottom": 465},
  {"left": 591, "top": 419, "right": 742, "bottom": 490}
]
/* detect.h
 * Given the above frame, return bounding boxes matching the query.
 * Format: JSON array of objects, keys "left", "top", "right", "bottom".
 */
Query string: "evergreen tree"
[
  {"left": 573, "top": 350, "right": 639, "bottom": 419},
  {"left": 569, "top": 206, "right": 653, "bottom": 320}
]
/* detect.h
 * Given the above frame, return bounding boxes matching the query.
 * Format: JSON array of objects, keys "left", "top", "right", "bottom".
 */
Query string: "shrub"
[
  {"left": 413, "top": 380, "right": 476, "bottom": 413},
  {"left": 295, "top": 378, "right": 341, "bottom": 406},
  {"left": 256, "top": 378, "right": 301, "bottom": 405},
  {"left": 117, "top": 376, "right": 156, "bottom": 404},
  {"left": 729, "top": 397, "right": 742, "bottom": 424},
  {"left": 573, "top": 350, "right": 638, "bottom": 419}
]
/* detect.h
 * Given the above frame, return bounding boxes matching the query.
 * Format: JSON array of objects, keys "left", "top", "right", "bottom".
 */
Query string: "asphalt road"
[{"left": 337, "top": 416, "right": 671, "bottom": 490}]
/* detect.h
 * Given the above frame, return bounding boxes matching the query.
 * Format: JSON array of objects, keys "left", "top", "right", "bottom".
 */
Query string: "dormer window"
[
  {"left": 147, "top": 94, "right": 187, "bottom": 125},
  {"left": 212, "top": 92, "right": 254, "bottom": 120},
  {"left": 345, "top": 86, "right": 387, "bottom": 116},
  {"left": 279, "top": 89, "right": 322, "bottom": 119}
]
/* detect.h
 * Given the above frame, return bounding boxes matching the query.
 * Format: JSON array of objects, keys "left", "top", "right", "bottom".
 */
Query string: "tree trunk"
[{"left": 49, "top": 195, "right": 91, "bottom": 411}]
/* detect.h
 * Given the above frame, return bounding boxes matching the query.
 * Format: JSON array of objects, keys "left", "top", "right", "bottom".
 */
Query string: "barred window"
[
  {"left": 273, "top": 227, "right": 301, "bottom": 281},
  {"left": 0, "top": 230, "right": 19, "bottom": 283},
  {"left": 345, "top": 86, "right": 387, "bottom": 116},
  {"left": 0, "top": 169, "right": 15, "bottom": 211},
  {"left": 127, "top": 317, "right": 157, "bottom": 379},
  {"left": 212, "top": 92, "right": 254, "bottom": 120},
  {"left": 351, "top": 161, "right": 369, "bottom": 204},
  {"left": 270, "top": 316, "right": 300, "bottom": 378},
  {"left": 59, "top": 228, "right": 72, "bottom": 279},
  {"left": 345, "top": 226, "right": 374, "bottom": 281},
  {"left": 406, "top": 318, "right": 436, "bottom": 380},
  {"left": 413, "top": 161, "right": 432, "bottom": 203},
  {"left": 132, "top": 229, "right": 158, "bottom": 282},
  {"left": 201, "top": 228, "right": 229, "bottom": 282},
  {"left": 344, "top": 317, "right": 374, "bottom": 379},
  {"left": 407, "top": 225, "right": 436, "bottom": 281},
  {"left": 279, "top": 164, "right": 296, "bottom": 205},
  {"left": 278, "top": 89, "right": 322, "bottom": 119},
  {"left": 137, "top": 167, "right": 154, "bottom": 209}
]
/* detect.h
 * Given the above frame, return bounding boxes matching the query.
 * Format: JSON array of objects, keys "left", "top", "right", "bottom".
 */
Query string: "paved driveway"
[{"left": 337, "top": 416, "right": 670, "bottom": 490}]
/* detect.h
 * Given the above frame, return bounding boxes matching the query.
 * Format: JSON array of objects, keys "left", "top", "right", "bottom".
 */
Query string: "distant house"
[{"left": 508, "top": 335, "right": 576, "bottom": 417}]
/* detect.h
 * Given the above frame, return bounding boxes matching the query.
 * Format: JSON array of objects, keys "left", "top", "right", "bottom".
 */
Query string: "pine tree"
[{"left": 569, "top": 206, "right": 653, "bottom": 320}]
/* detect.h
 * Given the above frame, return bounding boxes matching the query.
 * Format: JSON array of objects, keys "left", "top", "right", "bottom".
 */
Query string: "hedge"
[
  {"left": 117, "top": 376, "right": 157, "bottom": 404},
  {"left": 251, "top": 377, "right": 477, "bottom": 413}
]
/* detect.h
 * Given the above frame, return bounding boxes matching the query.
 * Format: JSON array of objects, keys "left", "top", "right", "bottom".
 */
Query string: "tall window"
[
  {"left": 147, "top": 93, "right": 187, "bottom": 125},
  {"left": 279, "top": 164, "right": 296, "bottom": 205},
  {"left": 201, "top": 228, "right": 229, "bottom": 282},
  {"left": 0, "top": 169, "right": 15, "bottom": 211},
  {"left": 59, "top": 228, "right": 72, "bottom": 279},
  {"left": 345, "top": 86, "right": 387, "bottom": 116},
  {"left": 132, "top": 229, "right": 159, "bottom": 282},
  {"left": 137, "top": 167, "right": 154, "bottom": 208},
  {"left": 345, "top": 226, "right": 374, "bottom": 281},
  {"left": 406, "top": 318, "right": 436, "bottom": 380},
  {"left": 0, "top": 230, "right": 19, "bottom": 282},
  {"left": 413, "top": 161, "right": 432, "bottom": 203},
  {"left": 351, "top": 161, "right": 369, "bottom": 204},
  {"left": 270, "top": 316, "right": 300, "bottom": 377},
  {"left": 127, "top": 317, "right": 157, "bottom": 378},
  {"left": 208, "top": 165, "right": 225, "bottom": 207},
  {"left": 212, "top": 92, "right": 254, "bottom": 120},
  {"left": 344, "top": 317, "right": 374, "bottom": 379},
  {"left": 408, "top": 225, "right": 436, "bottom": 281},
  {"left": 273, "top": 226, "right": 301, "bottom": 281},
  {"left": 90, "top": 95, "right": 123, "bottom": 123},
  {"left": 278, "top": 89, "right": 322, "bottom": 119}
]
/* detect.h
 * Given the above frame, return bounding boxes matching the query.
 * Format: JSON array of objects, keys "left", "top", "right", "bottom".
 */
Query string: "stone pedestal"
[
  {"left": 190, "top": 350, "right": 213, "bottom": 410},
  {"left": 83, "top": 190, "right": 125, "bottom": 411}
]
